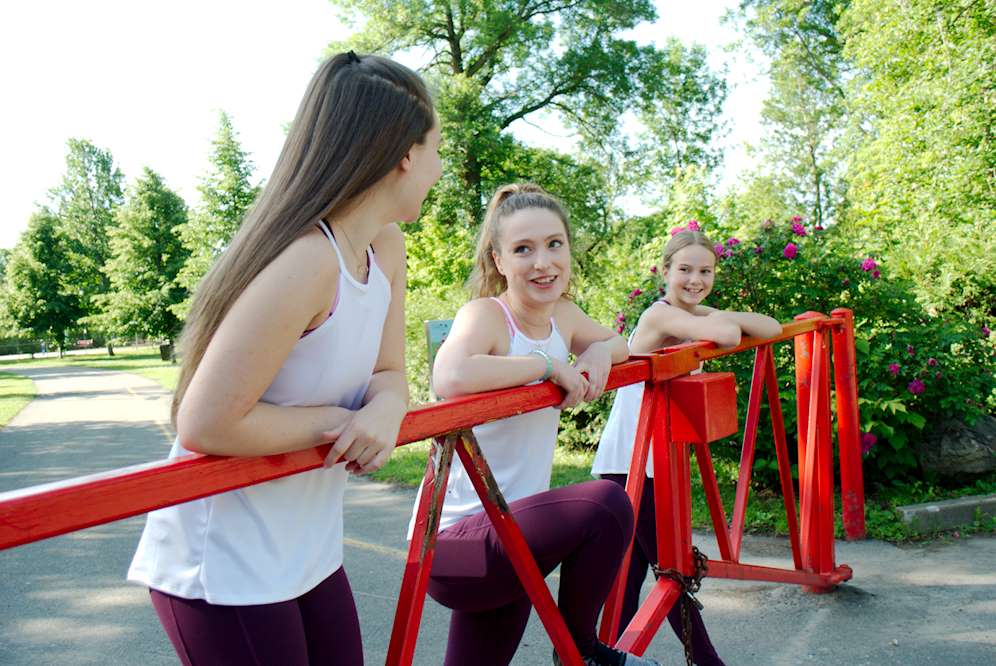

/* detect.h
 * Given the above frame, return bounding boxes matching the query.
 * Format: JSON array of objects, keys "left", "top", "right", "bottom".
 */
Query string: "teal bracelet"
[{"left": 529, "top": 348, "right": 553, "bottom": 381}]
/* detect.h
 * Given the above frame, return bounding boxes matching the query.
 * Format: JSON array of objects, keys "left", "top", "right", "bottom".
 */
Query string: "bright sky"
[{"left": 0, "top": 0, "right": 766, "bottom": 250}]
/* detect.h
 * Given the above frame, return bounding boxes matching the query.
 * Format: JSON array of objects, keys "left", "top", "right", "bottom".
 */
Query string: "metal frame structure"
[{"left": 0, "top": 309, "right": 864, "bottom": 666}]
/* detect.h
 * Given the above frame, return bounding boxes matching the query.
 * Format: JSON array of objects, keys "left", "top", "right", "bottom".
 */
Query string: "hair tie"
[{"left": 346, "top": 50, "right": 361, "bottom": 64}]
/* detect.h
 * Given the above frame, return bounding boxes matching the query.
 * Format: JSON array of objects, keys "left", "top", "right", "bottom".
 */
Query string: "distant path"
[{"left": 0, "top": 366, "right": 994, "bottom": 664}]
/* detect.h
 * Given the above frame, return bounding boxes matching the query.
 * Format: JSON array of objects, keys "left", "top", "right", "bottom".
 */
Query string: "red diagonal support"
[{"left": 730, "top": 347, "right": 767, "bottom": 561}]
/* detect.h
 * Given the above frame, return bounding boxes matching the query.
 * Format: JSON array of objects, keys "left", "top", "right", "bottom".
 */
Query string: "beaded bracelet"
[{"left": 529, "top": 348, "right": 553, "bottom": 381}]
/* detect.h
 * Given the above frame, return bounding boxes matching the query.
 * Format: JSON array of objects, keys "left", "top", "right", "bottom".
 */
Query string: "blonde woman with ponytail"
[
  {"left": 128, "top": 52, "right": 441, "bottom": 665},
  {"left": 408, "top": 184, "right": 664, "bottom": 666}
]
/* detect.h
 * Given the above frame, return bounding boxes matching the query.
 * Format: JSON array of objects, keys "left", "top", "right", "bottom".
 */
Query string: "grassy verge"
[
  {"left": 0, "top": 346, "right": 180, "bottom": 390},
  {"left": 0, "top": 371, "right": 37, "bottom": 428},
  {"left": 373, "top": 441, "right": 996, "bottom": 542}
]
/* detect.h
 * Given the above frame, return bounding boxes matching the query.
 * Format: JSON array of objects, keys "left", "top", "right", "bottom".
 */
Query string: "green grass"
[
  {"left": 0, "top": 346, "right": 180, "bottom": 390},
  {"left": 373, "top": 439, "right": 996, "bottom": 543},
  {"left": 0, "top": 371, "right": 36, "bottom": 428}
]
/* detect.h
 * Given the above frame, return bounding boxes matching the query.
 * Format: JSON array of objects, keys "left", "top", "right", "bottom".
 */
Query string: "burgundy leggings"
[
  {"left": 428, "top": 480, "right": 634, "bottom": 666},
  {"left": 149, "top": 566, "right": 362, "bottom": 666},
  {"left": 601, "top": 474, "right": 726, "bottom": 666}
]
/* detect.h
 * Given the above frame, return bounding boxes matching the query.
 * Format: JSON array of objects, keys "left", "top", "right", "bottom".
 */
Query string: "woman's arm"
[
  {"left": 630, "top": 304, "right": 742, "bottom": 353},
  {"left": 558, "top": 300, "right": 629, "bottom": 401},
  {"left": 177, "top": 229, "right": 352, "bottom": 457},
  {"left": 327, "top": 224, "right": 409, "bottom": 473},
  {"left": 432, "top": 299, "right": 590, "bottom": 407},
  {"left": 711, "top": 311, "right": 783, "bottom": 340}
]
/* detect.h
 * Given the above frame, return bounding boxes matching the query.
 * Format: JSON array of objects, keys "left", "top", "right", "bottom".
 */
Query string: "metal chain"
[{"left": 652, "top": 547, "right": 709, "bottom": 666}]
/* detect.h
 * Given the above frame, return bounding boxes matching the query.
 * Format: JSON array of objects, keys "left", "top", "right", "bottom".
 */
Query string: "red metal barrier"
[{"left": 0, "top": 311, "right": 864, "bottom": 665}]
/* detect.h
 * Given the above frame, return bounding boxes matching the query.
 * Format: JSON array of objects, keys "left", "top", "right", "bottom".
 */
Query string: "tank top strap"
[{"left": 489, "top": 297, "right": 516, "bottom": 340}]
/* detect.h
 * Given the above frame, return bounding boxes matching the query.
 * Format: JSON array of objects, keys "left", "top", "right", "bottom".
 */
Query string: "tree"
[
  {"left": 839, "top": 0, "right": 996, "bottom": 316},
  {"left": 174, "top": 112, "right": 261, "bottom": 315},
  {"left": 4, "top": 210, "right": 86, "bottom": 355},
  {"left": 733, "top": 0, "right": 850, "bottom": 227},
  {"left": 329, "top": 0, "right": 727, "bottom": 223},
  {"left": 97, "top": 168, "right": 191, "bottom": 345},
  {"left": 49, "top": 139, "right": 125, "bottom": 315}
]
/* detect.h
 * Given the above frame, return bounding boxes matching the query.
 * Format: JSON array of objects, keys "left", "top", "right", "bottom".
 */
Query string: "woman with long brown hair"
[{"left": 128, "top": 52, "right": 440, "bottom": 665}]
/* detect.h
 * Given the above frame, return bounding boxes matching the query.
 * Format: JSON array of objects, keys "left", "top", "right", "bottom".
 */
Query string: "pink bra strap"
[{"left": 490, "top": 297, "right": 516, "bottom": 339}]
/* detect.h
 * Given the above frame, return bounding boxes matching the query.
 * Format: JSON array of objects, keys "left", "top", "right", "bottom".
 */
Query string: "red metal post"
[
  {"left": 600, "top": 382, "right": 658, "bottom": 644},
  {"left": 386, "top": 435, "right": 455, "bottom": 666},
  {"left": 763, "top": 347, "right": 802, "bottom": 569},
  {"left": 815, "top": 329, "right": 837, "bottom": 581},
  {"left": 454, "top": 432, "right": 583, "bottom": 666},
  {"left": 729, "top": 347, "right": 767, "bottom": 561},
  {"left": 830, "top": 308, "right": 866, "bottom": 540},
  {"left": 794, "top": 312, "right": 824, "bottom": 575}
]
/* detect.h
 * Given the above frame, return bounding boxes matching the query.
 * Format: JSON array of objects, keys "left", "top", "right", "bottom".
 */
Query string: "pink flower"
[
  {"left": 783, "top": 242, "right": 798, "bottom": 259},
  {"left": 888, "top": 363, "right": 901, "bottom": 376},
  {"left": 658, "top": 287, "right": 667, "bottom": 295},
  {"left": 815, "top": 224, "right": 824, "bottom": 231},
  {"left": 908, "top": 379, "right": 925, "bottom": 395},
  {"left": 935, "top": 371, "right": 943, "bottom": 380},
  {"left": 754, "top": 245, "right": 763, "bottom": 254},
  {"left": 723, "top": 248, "right": 733, "bottom": 258},
  {"left": 907, "top": 344, "right": 915, "bottom": 356},
  {"left": 861, "top": 257, "right": 877, "bottom": 272},
  {"left": 872, "top": 269, "right": 880, "bottom": 279},
  {"left": 860, "top": 432, "right": 877, "bottom": 455},
  {"left": 791, "top": 222, "right": 807, "bottom": 236},
  {"left": 615, "top": 312, "right": 625, "bottom": 323},
  {"left": 616, "top": 324, "right": 624, "bottom": 333},
  {"left": 650, "top": 265, "right": 658, "bottom": 274},
  {"left": 842, "top": 278, "right": 851, "bottom": 287},
  {"left": 670, "top": 226, "right": 685, "bottom": 236},
  {"left": 687, "top": 220, "right": 700, "bottom": 231},
  {"left": 791, "top": 215, "right": 802, "bottom": 223},
  {"left": 927, "top": 357, "right": 938, "bottom": 367},
  {"left": 627, "top": 288, "right": 642, "bottom": 301},
  {"left": 983, "top": 325, "right": 991, "bottom": 338},
  {"left": 714, "top": 243, "right": 725, "bottom": 255},
  {"left": 726, "top": 237, "right": 740, "bottom": 247}
]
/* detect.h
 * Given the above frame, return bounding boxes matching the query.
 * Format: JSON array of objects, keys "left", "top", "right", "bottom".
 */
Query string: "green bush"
[{"left": 580, "top": 216, "right": 995, "bottom": 484}]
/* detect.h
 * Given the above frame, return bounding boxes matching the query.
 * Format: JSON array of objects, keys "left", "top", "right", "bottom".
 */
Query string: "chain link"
[{"left": 651, "top": 547, "right": 709, "bottom": 666}]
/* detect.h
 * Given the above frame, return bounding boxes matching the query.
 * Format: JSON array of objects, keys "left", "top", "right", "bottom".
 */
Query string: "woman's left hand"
[
  {"left": 572, "top": 341, "right": 613, "bottom": 402},
  {"left": 325, "top": 395, "right": 406, "bottom": 474}
]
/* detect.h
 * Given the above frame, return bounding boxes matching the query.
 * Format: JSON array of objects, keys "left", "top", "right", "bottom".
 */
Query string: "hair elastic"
[
  {"left": 346, "top": 50, "right": 361, "bottom": 64},
  {"left": 529, "top": 348, "right": 553, "bottom": 382}
]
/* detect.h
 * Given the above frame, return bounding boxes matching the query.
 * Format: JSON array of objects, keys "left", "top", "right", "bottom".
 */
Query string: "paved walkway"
[{"left": 0, "top": 366, "right": 994, "bottom": 665}]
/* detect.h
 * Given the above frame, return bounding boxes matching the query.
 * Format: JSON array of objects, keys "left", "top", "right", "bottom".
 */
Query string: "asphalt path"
[{"left": 0, "top": 366, "right": 993, "bottom": 665}]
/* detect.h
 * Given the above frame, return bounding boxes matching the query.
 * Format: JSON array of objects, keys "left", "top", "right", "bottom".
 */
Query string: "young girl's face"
[
  {"left": 663, "top": 244, "right": 716, "bottom": 310},
  {"left": 492, "top": 207, "right": 570, "bottom": 306}
]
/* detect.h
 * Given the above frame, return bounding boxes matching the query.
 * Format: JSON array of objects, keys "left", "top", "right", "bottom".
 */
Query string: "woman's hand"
[
  {"left": 550, "top": 358, "right": 589, "bottom": 409},
  {"left": 573, "top": 341, "right": 614, "bottom": 401},
  {"left": 323, "top": 395, "right": 405, "bottom": 473}
]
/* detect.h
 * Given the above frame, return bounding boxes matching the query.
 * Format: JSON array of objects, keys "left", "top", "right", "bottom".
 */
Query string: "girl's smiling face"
[
  {"left": 492, "top": 207, "right": 571, "bottom": 306},
  {"left": 663, "top": 244, "right": 716, "bottom": 310}
]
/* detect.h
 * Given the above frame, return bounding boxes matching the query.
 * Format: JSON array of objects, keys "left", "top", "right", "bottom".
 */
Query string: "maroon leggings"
[
  {"left": 149, "top": 566, "right": 363, "bottom": 666},
  {"left": 428, "top": 480, "right": 634, "bottom": 666},
  {"left": 602, "top": 474, "right": 726, "bottom": 666}
]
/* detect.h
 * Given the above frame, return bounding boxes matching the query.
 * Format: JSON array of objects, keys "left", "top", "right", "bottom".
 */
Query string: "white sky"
[{"left": 0, "top": 0, "right": 766, "bottom": 250}]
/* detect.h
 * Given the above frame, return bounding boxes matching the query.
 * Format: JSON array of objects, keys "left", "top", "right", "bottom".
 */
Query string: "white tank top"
[
  {"left": 409, "top": 297, "right": 570, "bottom": 536},
  {"left": 128, "top": 224, "right": 391, "bottom": 604},
  {"left": 591, "top": 302, "right": 700, "bottom": 478}
]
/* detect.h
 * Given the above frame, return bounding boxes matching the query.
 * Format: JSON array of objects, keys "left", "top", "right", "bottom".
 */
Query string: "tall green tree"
[
  {"left": 97, "top": 168, "right": 191, "bottom": 345},
  {"left": 329, "top": 0, "right": 726, "bottom": 224},
  {"left": 733, "top": 0, "right": 849, "bottom": 226},
  {"left": 4, "top": 210, "right": 86, "bottom": 355},
  {"left": 840, "top": 0, "right": 995, "bottom": 316},
  {"left": 174, "top": 112, "right": 261, "bottom": 315},
  {"left": 49, "top": 139, "right": 125, "bottom": 314}
]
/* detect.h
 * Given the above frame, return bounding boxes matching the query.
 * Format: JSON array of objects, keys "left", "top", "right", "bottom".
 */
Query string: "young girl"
[
  {"left": 416, "top": 183, "right": 663, "bottom": 666},
  {"left": 127, "top": 52, "right": 441, "bottom": 665},
  {"left": 592, "top": 229, "right": 782, "bottom": 665}
]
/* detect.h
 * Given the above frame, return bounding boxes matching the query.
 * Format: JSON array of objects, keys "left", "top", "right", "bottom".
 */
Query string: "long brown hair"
[
  {"left": 172, "top": 52, "right": 434, "bottom": 425},
  {"left": 467, "top": 183, "right": 574, "bottom": 298}
]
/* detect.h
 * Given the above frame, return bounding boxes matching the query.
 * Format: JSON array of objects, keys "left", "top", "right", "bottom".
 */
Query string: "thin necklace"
[{"left": 331, "top": 220, "right": 367, "bottom": 281}]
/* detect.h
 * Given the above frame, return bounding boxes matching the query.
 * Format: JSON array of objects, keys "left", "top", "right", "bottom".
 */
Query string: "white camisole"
[
  {"left": 409, "top": 297, "right": 570, "bottom": 536},
  {"left": 128, "top": 223, "right": 391, "bottom": 604}
]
